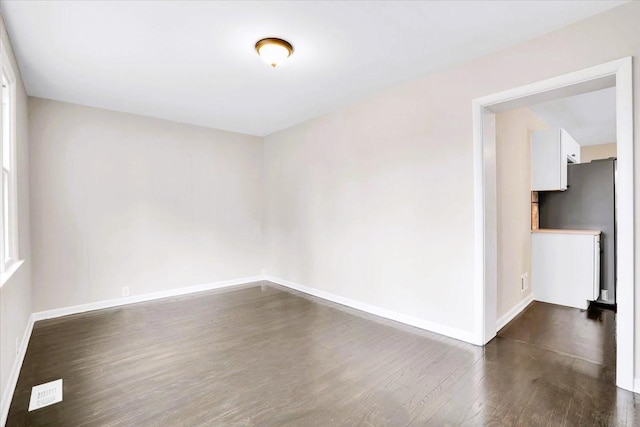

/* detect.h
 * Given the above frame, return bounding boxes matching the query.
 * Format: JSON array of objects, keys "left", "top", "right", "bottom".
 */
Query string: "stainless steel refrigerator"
[{"left": 538, "top": 158, "right": 616, "bottom": 306}]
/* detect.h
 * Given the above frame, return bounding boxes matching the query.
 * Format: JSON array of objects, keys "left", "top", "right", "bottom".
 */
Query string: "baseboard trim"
[
  {"left": 496, "top": 294, "right": 534, "bottom": 332},
  {"left": 265, "top": 275, "right": 476, "bottom": 344},
  {"left": 32, "top": 275, "right": 263, "bottom": 322},
  {"left": 633, "top": 378, "right": 640, "bottom": 394},
  {"left": 1, "top": 313, "right": 34, "bottom": 426}
]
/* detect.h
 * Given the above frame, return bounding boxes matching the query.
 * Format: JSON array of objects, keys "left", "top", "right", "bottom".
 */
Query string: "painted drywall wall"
[
  {"left": 496, "top": 108, "right": 548, "bottom": 319},
  {"left": 0, "top": 14, "right": 32, "bottom": 415},
  {"left": 263, "top": 101, "right": 476, "bottom": 334},
  {"left": 263, "top": 2, "right": 640, "bottom": 346},
  {"left": 28, "top": 98, "right": 263, "bottom": 312},
  {"left": 581, "top": 142, "right": 617, "bottom": 163}
]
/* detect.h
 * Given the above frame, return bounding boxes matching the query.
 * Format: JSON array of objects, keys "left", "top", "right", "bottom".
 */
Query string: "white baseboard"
[
  {"left": 32, "top": 275, "right": 263, "bottom": 321},
  {"left": 1, "top": 314, "right": 34, "bottom": 427},
  {"left": 496, "top": 293, "right": 534, "bottom": 332},
  {"left": 265, "top": 275, "right": 476, "bottom": 344}
]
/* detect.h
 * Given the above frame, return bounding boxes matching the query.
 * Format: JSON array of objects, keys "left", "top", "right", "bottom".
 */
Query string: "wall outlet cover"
[
  {"left": 601, "top": 290, "right": 609, "bottom": 301},
  {"left": 122, "top": 287, "right": 130, "bottom": 297},
  {"left": 521, "top": 272, "right": 529, "bottom": 292}
]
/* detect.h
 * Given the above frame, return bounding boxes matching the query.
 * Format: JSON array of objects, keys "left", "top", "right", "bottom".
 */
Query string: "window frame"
[{"left": 1, "top": 41, "right": 19, "bottom": 275}]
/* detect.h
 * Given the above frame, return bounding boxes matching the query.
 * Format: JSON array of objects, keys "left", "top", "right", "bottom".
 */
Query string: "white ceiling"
[
  {"left": 1, "top": 1, "right": 626, "bottom": 136},
  {"left": 529, "top": 87, "right": 616, "bottom": 147}
]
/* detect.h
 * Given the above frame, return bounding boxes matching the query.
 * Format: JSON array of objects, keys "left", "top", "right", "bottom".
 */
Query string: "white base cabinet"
[{"left": 531, "top": 230, "right": 600, "bottom": 310}]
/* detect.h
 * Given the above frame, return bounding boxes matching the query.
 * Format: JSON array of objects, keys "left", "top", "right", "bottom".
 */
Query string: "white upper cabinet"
[
  {"left": 531, "top": 128, "right": 581, "bottom": 191},
  {"left": 562, "top": 129, "right": 580, "bottom": 164}
]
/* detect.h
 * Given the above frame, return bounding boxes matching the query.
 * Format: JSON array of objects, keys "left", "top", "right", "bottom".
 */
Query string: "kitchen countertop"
[{"left": 531, "top": 229, "right": 601, "bottom": 235}]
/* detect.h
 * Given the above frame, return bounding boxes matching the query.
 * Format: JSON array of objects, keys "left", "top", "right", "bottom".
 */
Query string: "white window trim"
[
  {"left": 1, "top": 40, "right": 20, "bottom": 281},
  {"left": 0, "top": 259, "right": 23, "bottom": 287}
]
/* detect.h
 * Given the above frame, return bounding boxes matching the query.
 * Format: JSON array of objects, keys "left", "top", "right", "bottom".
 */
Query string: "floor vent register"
[{"left": 28, "top": 379, "right": 63, "bottom": 411}]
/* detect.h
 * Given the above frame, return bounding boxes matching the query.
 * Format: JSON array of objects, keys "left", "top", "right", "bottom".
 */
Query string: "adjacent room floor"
[
  {"left": 498, "top": 301, "right": 616, "bottom": 370},
  {"left": 7, "top": 283, "right": 638, "bottom": 426}
]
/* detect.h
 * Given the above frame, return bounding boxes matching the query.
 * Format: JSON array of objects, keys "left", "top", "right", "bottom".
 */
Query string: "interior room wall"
[
  {"left": 581, "top": 142, "right": 617, "bottom": 163},
  {"left": 263, "top": 2, "right": 640, "bottom": 348},
  {"left": 0, "top": 14, "right": 32, "bottom": 415},
  {"left": 28, "top": 98, "right": 263, "bottom": 312},
  {"left": 263, "top": 100, "right": 477, "bottom": 336},
  {"left": 496, "top": 108, "right": 548, "bottom": 320}
]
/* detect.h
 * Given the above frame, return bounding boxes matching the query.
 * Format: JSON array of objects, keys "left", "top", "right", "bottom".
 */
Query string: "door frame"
[{"left": 472, "top": 57, "right": 634, "bottom": 391}]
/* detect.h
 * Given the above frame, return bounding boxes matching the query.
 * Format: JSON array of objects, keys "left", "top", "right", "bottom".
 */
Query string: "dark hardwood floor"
[
  {"left": 7, "top": 283, "right": 638, "bottom": 426},
  {"left": 498, "top": 301, "right": 616, "bottom": 369}
]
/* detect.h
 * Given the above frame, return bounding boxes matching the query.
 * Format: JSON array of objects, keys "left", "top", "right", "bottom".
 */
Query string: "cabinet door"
[
  {"left": 592, "top": 235, "right": 601, "bottom": 300},
  {"left": 531, "top": 129, "right": 564, "bottom": 191},
  {"left": 571, "top": 138, "right": 581, "bottom": 163},
  {"left": 561, "top": 129, "right": 581, "bottom": 164},
  {"left": 532, "top": 233, "right": 598, "bottom": 309},
  {"left": 559, "top": 129, "right": 568, "bottom": 189}
]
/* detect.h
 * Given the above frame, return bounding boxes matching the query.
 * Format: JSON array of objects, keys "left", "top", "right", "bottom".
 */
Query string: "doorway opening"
[{"left": 472, "top": 58, "right": 634, "bottom": 391}]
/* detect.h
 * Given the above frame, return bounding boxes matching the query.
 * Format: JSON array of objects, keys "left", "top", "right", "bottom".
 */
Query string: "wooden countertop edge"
[{"left": 531, "top": 229, "right": 601, "bottom": 235}]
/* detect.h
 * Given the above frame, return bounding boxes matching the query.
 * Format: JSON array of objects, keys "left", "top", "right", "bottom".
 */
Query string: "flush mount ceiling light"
[{"left": 255, "top": 38, "right": 294, "bottom": 68}]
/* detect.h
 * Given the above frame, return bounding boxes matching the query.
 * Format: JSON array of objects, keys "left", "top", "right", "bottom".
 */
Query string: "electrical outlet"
[
  {"left": 521, "top": 272, "right": 529, "bottom": 292},
  {"left": 601, "top": 290, "right": 609, "bottom": 301},
  {"left": 260, "top": 268, "right": 266, "bottom": 276},
  {"left": 15, "top": 337, "right": 20, "bottom": 356},
  {"left": 122, "top": 287, "right": 130, "bottom": 297}
]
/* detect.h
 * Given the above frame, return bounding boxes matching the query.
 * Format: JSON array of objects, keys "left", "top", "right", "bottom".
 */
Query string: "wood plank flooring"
[
  {"left": 498, "top": 301, "right": 616, "bottom": 369},
  {"left": 7, "top": 283, "right": 639, "bottom": 426}
]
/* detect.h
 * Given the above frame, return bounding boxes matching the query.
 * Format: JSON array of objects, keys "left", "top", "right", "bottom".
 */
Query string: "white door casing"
[{"left": 472, "top": 57, "right": 634, "bottom": 392}]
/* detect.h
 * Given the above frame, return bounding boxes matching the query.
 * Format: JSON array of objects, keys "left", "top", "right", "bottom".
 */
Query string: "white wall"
[
  {"left": 28, "top": 98, "right": 263, "bottom": 312},
  {"left": 263, "top": 2, "right": 640, "bottom": 350},
  {"left": 263, "top": 86, "right": 477, "bottom": 335},
  {"left": 496, "top": 108, "right": 548, "bottom": 319},
  {"left": 581, "top": 142, "right": 617, "bottom": 163},
  {"left": 0, "top": 14, "right": 32, "bottom": 416}
]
